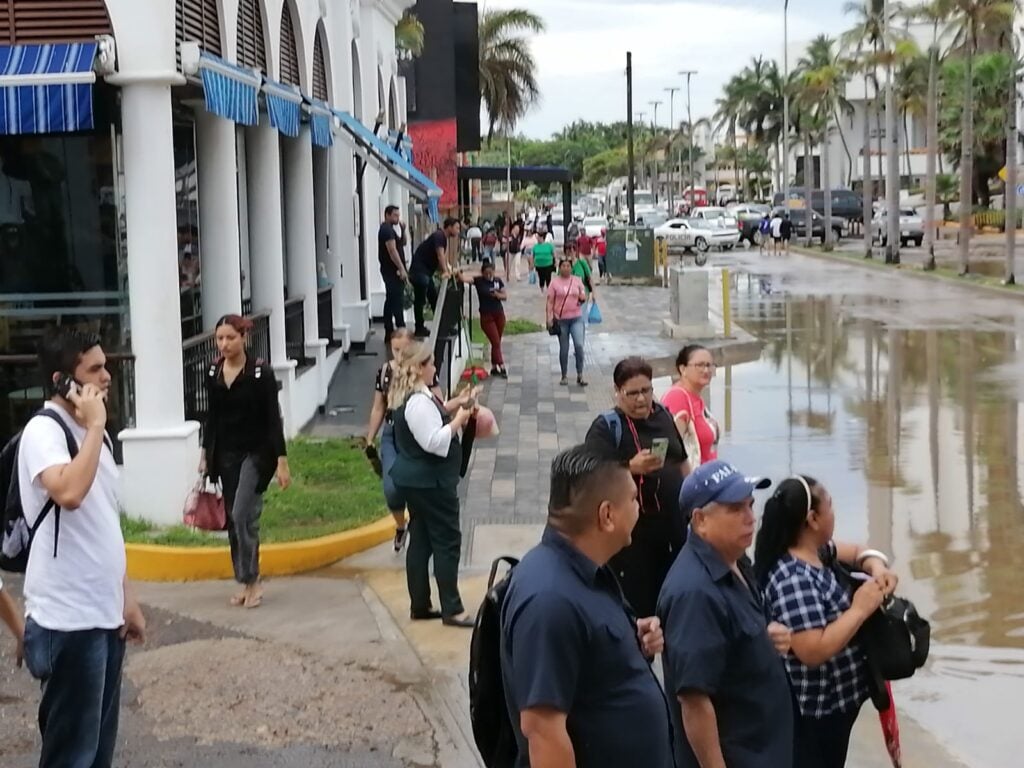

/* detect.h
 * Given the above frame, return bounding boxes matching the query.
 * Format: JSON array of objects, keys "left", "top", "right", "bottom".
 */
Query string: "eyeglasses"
[
  {"left": 688, "top": 362, "right": 716, "bottom": 371},
  {"left": 620, "top": 386, "right": 654, "bottom": 399}
]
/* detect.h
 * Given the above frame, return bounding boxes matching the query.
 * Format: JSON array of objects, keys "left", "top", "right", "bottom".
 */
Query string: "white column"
[
  {"left": 283, "top": 126, "right": 327, "bottom": 404},
  {"left": 332, "top": 144, "right": 369, "bottom": 346},
  {"left": 313, "top": 146, "right": 329, "bottom": 276},
  {"left": 363, "top": 164, "right": 386, "bottom": 317},
  {"left": 117, "top": 81, "right": 201, "bottom": 526},
  {"left": 245, "top": 123, "right": 298, "bottom": 434},
  {"left": 193, "top": 108, "right": 242, "bottom": 327}
]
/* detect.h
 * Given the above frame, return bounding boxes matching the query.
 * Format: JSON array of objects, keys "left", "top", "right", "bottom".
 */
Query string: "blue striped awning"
[
  {"left": 0, "top": 42, "right": 97, "bottom": 135},
  {"left": 198, "top": 52, "right": 260, "bottom": 126},
  {"left": 263, "top": 79, "right": 301, "bottom": 138},
  {"left": 335, "top": 110, "right": 442, "bottom": 221},
  {"left": 306, "top": 99, "right": 333, "bottom": 148}
]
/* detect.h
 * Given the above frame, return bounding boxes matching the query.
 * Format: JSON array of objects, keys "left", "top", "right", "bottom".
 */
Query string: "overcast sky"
[{"left": 478, "top": 0, "right": 855, "bottom": 138}]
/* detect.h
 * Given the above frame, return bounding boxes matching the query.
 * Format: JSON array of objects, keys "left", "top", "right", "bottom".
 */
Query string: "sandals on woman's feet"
[
  {"left": 229, "top": 592, "right": 246, "bottom": 607},
  {"left": 243, "top": 589, "right": 263, "bottom": 609}
]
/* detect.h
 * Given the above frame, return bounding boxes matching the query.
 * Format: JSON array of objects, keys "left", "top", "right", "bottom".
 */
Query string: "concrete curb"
[
  {"left": 790, "top": 245, "right": 1024, "bottom": 301},
  {"left": 125, "top": 516, "right": 394, "bottom": 582}
]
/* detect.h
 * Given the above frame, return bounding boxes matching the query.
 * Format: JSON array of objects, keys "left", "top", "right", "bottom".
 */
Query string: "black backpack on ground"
[
  {"left": 469, "top": 556, "right": 519, "bottom": 768},
  {"left": 0, "top": 409, "right": 79, "bottom": 573}
]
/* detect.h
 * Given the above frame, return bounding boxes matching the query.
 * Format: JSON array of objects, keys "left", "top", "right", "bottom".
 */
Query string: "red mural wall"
[{"left": 409, "top": 118, "right": 457, "bottom": 210}]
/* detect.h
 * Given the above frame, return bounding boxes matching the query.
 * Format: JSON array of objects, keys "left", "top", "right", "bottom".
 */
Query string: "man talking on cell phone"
[{"left": 16, "top": 328, "right": 146, "bottom": 768}]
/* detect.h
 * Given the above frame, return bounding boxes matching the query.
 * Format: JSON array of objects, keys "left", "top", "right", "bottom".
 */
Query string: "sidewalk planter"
[{"left": 125, "top": 516, "right": 393, "bottom": 582}]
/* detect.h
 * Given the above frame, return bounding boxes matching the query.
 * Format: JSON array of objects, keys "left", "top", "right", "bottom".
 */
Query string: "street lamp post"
[
  {"left": 665, "top": 87, "right": 680, "bottom": 213},
  {"left": 650, "top": 99, "right": 663, "bottom": 201},
  {"left": 680, "top": 70, "right": 697, "bottom": 208},
  {"left": 884, "top": 0, "right": 900, "bottom": 264},
  {"left": 782, "top": 0, "right": 790, "bottom": 207}
]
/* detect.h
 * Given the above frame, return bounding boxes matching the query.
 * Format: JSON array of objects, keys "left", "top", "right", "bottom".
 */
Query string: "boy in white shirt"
[{"left": 18, "top": 328, "right": 146, "bottom": 768}]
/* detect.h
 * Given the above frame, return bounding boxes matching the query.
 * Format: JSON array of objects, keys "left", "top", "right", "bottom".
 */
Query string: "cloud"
[{"left": 477, "top": 0, "right": 853, "bottom": 138}]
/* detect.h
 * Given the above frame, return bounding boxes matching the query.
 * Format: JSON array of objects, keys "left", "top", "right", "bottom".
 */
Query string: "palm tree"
[
  {"left": 896, "top": 49, "right": 928, "bottom": 180},
  {"left": 714, "top": 75, "right": 746, "bottom": 197},
  {"left": 909, "top": 0, "right": 955, "bottom": 271},
  {"left": 395, "top": 11, "right": 425, "bottom": 59},
  {"left": 947, "top": 0, "right": 1016, "bottom": 275},
  {"left": 478, "top": 8, "right": 545, "bottom": 144}
]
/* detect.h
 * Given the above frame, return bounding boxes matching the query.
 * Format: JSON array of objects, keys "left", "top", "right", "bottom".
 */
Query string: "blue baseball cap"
[{"left": 679, "top": 460, "right": 771, "bottom": 514}]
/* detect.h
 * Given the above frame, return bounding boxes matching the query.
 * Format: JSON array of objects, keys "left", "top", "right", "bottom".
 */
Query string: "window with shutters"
[
  {"left": 278, "top": 0, "right": 299, "bottom": 87},
  {"left": 0, "top": 0, "right": 113, "bottom": 46},
  {"left": 175, "top": 0, "right": 222, "bottom": 58},
  {"left": 236, "top": 0, "right": 267, "bottom": 74},
  {"left": 312, "top": 23, "right": 328, "bottom": 102}
]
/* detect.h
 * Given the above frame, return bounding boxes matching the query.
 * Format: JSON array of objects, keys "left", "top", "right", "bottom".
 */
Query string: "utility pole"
[
  {"left": 626, "top": 52, "right": 636, "bottom": 225},
  {"left": 665, "top": 86, "right": 680, "bottom": 213},
  {"left": 782, "top": 0, "right": 790, "bottom": 205},
  {"left": 680, "top": 70, "right": 698, "bottom": 208},
  {"left": 884, "top": 0, "right": 900, "bottom": 264},
  {"left": 1007, "top": 34, "right": 1018, "bottom": 285},
  {"left": 649, "top": 99, "right": 663, "bottom": 201}
]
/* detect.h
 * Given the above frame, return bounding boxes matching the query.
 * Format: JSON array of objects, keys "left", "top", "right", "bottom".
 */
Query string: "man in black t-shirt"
[
  {"left": 378, "top": 205, "right": 408, "bottom": 340},
  {"left": 410, "top": 217, "right": 460, "bottom": 337}
]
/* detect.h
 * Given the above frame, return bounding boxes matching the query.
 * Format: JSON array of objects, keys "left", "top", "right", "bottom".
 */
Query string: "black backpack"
[
  {"left": 469, "top": 556, "right": 519, "bottom": 768},
  {"left": 0, "top": 409, "right": 79, "bottom": 573}
]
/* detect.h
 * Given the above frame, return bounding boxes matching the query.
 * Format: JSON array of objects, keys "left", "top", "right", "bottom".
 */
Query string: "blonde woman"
[{"left": 388, "top": 342, "right": 477, "bottom": 627}]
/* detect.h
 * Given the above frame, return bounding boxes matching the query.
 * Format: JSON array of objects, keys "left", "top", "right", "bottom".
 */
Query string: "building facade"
[{"left": 0, "top": 0, "right": 443, "bottom": 525}]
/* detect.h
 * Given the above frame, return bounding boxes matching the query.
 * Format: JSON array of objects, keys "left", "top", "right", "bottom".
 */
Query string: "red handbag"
[{"left": 183, "top": 477, "right": 226, "bottom": 531}]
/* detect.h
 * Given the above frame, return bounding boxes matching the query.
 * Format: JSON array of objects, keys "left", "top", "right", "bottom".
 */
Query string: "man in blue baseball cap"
[{"left": 657, "top": 460, "right": 794, "bottom": 768}]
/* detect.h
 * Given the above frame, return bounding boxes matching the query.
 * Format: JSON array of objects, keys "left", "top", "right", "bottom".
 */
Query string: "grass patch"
[{"left": 121, "top": 437, "right": 387, "bottom": 547}]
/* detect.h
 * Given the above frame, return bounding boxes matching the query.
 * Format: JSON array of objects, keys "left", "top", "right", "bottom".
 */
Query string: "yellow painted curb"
[{"left": 125, "top": 516, "right": 394, "bottom": 582}]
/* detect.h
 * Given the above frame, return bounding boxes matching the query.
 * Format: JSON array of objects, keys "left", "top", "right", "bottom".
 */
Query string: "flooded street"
[{"left": 710, "top": 251, "right": 1024, "bottom": 766}]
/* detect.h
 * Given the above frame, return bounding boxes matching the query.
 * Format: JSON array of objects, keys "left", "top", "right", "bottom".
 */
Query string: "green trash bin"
[{"left": 605, "top": 226, "right": 655, "bottom": 278}]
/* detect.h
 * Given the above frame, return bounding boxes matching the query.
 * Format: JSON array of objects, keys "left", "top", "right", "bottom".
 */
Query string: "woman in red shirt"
[{"left": 661, "top": 344, "right": 719, "bottom": 465}]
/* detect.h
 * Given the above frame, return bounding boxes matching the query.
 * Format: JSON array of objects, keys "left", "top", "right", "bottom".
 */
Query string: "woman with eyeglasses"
[
  {"left": 661, "top": 344, "right": 720, "bottom": 466},
  {"left": 584, "top": 356, "right": 691, "bottom": 618}
]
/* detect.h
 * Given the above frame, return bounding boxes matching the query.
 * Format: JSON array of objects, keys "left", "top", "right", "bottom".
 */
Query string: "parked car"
[
  {"left": 872, "top": 207, "right": 924, "bottom": 247},
  {"left": 654, "top": 217, "right": 739, "bottom": 255},
  {"left": 771, "top": 206, "right": 847, "bottom": 243},
  {"left": 582, "top": 215, "right": 609, "bottom": 238},
  {"left": 729, "top": 203, "right": 771, "bottom": 244},
  {"left": 774, "top": 188, "right": 865, "bottom": 223},
  {"left": 692, "top": 207, "right": 742, "bottom": 248}
]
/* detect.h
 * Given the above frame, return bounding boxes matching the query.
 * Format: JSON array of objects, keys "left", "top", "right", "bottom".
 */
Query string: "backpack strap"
[
  {"left": 30, "top": 409, "right": 80, "bottom": 558},
  {"left": 601, "top": 410, "right": 623, "bottom": 448}
]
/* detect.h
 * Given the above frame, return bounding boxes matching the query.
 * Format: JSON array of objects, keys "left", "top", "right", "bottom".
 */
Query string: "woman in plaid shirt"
[{"left": 753, "top": 476, "right": 898, "bottom": 768}]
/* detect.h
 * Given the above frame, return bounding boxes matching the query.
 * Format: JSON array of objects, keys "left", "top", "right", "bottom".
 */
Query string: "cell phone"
[
  {"left": 54, "top": 373, "right": 78, "bottom": 400},
  {"left": 651, "top": 438, "right": 669, "bottom": 461}
]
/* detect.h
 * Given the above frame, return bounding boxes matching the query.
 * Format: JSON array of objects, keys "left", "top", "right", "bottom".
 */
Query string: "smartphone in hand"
[{"left": 650, "top": 437, "right": 669, "bottom": 461}]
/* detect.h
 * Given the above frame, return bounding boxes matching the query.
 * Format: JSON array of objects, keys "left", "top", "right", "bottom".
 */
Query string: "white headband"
[{"left": 788, "top": 475, "right": 813, "bottom": 517}]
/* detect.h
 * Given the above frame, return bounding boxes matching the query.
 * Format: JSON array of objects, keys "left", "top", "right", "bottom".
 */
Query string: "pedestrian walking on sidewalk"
[
  {"left": 500, "top": 446, "right": 674, "bottom": 768},
  {"left": 365, "top": 329, "right": 418, "bottom": 553},
  {"left": 459, "top": 261, "right": 508, "bottom": 377},
  {"left": 547, "top": 258, "right": 589, "bottom": 387},
  {"left": 388, "top": 342, "right": 477, "bottom": 628},
  {"left": 661, "top": 344, "right": 719, "bottom": 467},
  {"left": 200, "top": 315, "right": 291, "bottom": 609},
  {"left": 508, "top": 221, "right": 524, "bottom": 281},
  {"left": 780, "top": 212, "right": 794, "bottom": 254},
  {"left": 585, "top": 357, "right": 689, "bottom": 617},
  {"left": 410, "top": 218, "right": 460, "bottom": 337},
  {"left": 754, "top": 476, "right": 898, "bottom": 768},
  {"left": 771, "top": 211, "right": 783, "bottom": 255},
  {"left": 532, "top": 235, "right": 555, "bottom": 290},
  {"left": 378, "top": 205, "right": 409, "bottom": 343},
  {"left": 18, "top": 328, "right": 146, "bottom": 768}
]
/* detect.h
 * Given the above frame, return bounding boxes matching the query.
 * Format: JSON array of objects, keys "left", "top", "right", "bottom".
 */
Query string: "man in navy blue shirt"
[
  {"left": 410, "top": 217, "right": 460, "bottom": 337},
  {"left": 658, "top": 460, "right": 793, "bottom": 768},
  {"left": 500, "top": 446, "right": 675, "bottom": 768}
]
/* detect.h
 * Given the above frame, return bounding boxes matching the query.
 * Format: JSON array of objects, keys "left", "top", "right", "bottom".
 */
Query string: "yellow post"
[{"left": 721, "top": 267, "right": 732, "bottom": 337}]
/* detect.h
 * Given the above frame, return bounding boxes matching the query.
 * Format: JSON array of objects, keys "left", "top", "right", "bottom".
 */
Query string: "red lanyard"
[{"left": 624, "top": 414, "right": 662, "bottom": 514}]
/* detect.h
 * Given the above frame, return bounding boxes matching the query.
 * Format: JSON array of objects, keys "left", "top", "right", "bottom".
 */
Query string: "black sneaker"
[
  {"left": 413, "top": 327, "right": 430, "bottom": 338},
  {"left": 490, "top": 366, "right": 500, "bottom": 376},
  {"left": 393, "top": 527, "right": 407, "bottom": 553},
  {"left": 499, "top": 367, "right": 509, "bottom": 379},
  {"left": 577, "top": 377, "right": 589, "bottom": 387}
]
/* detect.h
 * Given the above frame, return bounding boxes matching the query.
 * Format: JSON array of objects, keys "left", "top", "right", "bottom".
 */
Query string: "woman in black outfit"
[
  {"left": 584, "top": 356, "right": 690, "bottom": 617},
  {"left": 199, "top": 314, "right": 290, "bottom": 609}
]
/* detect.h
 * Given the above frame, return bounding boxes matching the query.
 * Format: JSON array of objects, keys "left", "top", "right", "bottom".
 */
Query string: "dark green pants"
[{"left": 400, "top": 484, "right": 464, "bottom": 617}]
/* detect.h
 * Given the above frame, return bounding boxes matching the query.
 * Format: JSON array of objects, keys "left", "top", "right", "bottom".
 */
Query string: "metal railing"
[
  {"left": 284, "top": 296, "right": 308, "bottom": 367},
  {"left": 317, "top": 287, "right": 338, "bottom": 346},
  {"left": 0, "top": 353, "right": 135, "bottom": 462},
  {"left": 181, "top": 310, "right": 271, "bottom": 428}
]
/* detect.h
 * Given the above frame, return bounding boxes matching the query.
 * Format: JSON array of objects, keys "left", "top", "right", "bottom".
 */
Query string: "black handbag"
[
  {"left": 548, "top": 280, "right": 573, "bottom": 336},
  {"left": 828, "top": 552, "right": 931, "bottom": 711}
]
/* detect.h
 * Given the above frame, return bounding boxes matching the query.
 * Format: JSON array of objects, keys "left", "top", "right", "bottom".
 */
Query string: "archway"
[{"left": 312, "top": 20, "right": 331, "bottom": 103}]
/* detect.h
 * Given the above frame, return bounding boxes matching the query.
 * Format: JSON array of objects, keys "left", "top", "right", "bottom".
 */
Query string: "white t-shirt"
[
  {"left": 771, "top": 217, "right": 783, "bottom": 238},
  {"left": 18, "top": 404, "right": 125, "bottom": 631}
]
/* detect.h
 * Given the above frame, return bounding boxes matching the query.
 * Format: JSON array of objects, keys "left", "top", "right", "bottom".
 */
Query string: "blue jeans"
[
  {"left": 380, "top": 422, "right": 406, "bottom": 512},
  {"left": 410, "top": 270, "right": 437, "bottom": 332},
  {"left": 23, "top": 618, "right": 125, "bottom": 768},
  {"left": 382, "top": 276, "right": 406, "bottom": 337},
  {"left": 557, "top": 317, "right": 586, "bottom": 378}
]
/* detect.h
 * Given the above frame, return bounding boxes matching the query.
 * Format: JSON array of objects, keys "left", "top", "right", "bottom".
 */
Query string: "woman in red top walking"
[{"left": 661, "top": 344, "right": 719, "bottom": 465}]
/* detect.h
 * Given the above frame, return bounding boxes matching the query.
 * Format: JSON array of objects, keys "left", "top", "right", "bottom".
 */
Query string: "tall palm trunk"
[
  {"left": 733, "top": 122, "right": 741, "bottom": 199},
  {"left": 864, "top": 90, "right": 874, "bottom": 258},
  {"left": 924, "top": 42, "right": 938, "bottom": 270},
  {"left": 958, "top": 37, "right": 975, "bottom": 275},
  {"left": 823, "top": 120, "right": 833, "bottom": 250},
  {"left": 1006, "top": 52, "right": 1017, "bottom": 285},
  {"left": 805, "top": 132, "right": 814, "bottom": 247},
  {"left": 903, "top": 110, "right": 913, "bottom": 181},
  {"left": 833, "top": 105, "right": 854, "bottom": 187}
]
